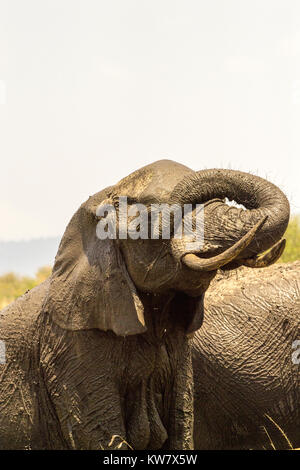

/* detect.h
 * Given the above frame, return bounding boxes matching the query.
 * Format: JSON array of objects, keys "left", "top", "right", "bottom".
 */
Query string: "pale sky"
[{"left": 0, "top": 0, "right": 300, "bottom": 241}]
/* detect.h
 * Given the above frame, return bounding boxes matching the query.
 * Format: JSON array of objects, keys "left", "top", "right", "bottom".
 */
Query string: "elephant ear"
[{"left": 42, "top": 190, "right": 146, "bottom": 336}]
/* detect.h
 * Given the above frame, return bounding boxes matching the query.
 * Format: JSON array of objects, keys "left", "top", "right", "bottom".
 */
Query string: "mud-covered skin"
[
  {"left": 0, "top": 160, "right": 290, "bottom": 449},
  {"left": 0, "top": 284, "right": 195, "bottom": 450},
  {"left": 193, "top": 262, "right": 300, "bottom": 450},
  {"left": 38, "top": 293, "right": 195, "bottom": 450},
  {"left": 0, "top": 281, "right": 52, "bottom": 449}
]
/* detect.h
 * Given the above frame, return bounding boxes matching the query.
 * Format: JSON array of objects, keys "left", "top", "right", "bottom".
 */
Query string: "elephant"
[
  {"left": 193, "top": 261, "right": 300, "bottom": 450},
  {"left": 0, "top": 159, "right": 290, "bottom": 450}
]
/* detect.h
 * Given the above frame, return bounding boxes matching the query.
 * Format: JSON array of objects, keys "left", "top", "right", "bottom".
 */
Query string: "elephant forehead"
[{"left": 115, "top": 159, "right": 194, "bottom": 202}]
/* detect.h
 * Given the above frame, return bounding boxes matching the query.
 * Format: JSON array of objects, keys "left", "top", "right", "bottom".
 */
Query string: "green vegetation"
[
  {"left": 0, "top": 266, "right": 52, "bottom": 309},
  {"left": 279, "top": 215, "right": 300, "bottom": 263},
  {"left": 0, "top": 215, "right": 299, "bottom": 309}
]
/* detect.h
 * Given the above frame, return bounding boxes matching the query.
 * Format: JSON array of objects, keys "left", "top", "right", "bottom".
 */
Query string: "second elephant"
[{"left": 193, "top": 261, "right": 300, "bottom": 450}]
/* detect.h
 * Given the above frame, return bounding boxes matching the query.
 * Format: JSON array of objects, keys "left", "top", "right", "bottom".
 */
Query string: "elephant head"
[{"left": 42, "top": 159, "right": 289, "bottom": 336}]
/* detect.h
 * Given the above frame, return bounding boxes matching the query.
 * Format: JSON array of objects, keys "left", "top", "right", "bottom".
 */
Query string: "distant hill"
[{"left": 0, "top": 237, "right": 61, "bottom": 276}]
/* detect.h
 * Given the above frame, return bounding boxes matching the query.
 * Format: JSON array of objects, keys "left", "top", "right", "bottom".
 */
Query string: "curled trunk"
[{"left": 170, "top": 169, "right": 290, "bottom": 261}]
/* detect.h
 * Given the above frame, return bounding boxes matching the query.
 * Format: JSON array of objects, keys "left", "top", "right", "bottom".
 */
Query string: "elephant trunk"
[{"left": 170, "top": 169, "right": 290, "bottom": 268}]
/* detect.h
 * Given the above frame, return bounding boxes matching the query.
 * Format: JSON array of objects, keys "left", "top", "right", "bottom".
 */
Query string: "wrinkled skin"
[
  {"left": 0, "top": 282, "right": 195, "bottom": 449},
  {"left": 0, "top": 160, "right": 289, "bottom": 449},
  {"left": 193, "top": 262, "right": 300, "bottom": 450}
]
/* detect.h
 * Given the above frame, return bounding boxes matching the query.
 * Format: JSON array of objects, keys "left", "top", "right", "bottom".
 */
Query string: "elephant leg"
[
  {"left": 37, "top": 315, "right": 128, "bottom": 450},
  {"left": 56, "top": 384, "right": 127, "bottom": 450},
  {"left": 39, "top": 367, "right": 127, "bottom": 450}
]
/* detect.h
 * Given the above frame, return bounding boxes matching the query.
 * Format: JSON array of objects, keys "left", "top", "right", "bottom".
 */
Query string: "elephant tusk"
[
  {"left": 182, "top": 216, "right": 268, "bottom": 272},
  {"left": 240, "top": 239, "right": 286, "bottom": 268}
]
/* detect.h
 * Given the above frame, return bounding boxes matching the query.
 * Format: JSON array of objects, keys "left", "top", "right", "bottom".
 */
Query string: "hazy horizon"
[{"left": 0, "top": 237, "right": 60, "bottom": 276}]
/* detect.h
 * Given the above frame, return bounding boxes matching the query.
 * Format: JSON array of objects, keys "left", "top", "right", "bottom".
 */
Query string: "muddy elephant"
[
  {"left": 0, "top": 160, "right": 289, "bottom": 450},
  {"left": 193, "top": 261, "right": 300, "bottom": 450}
]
